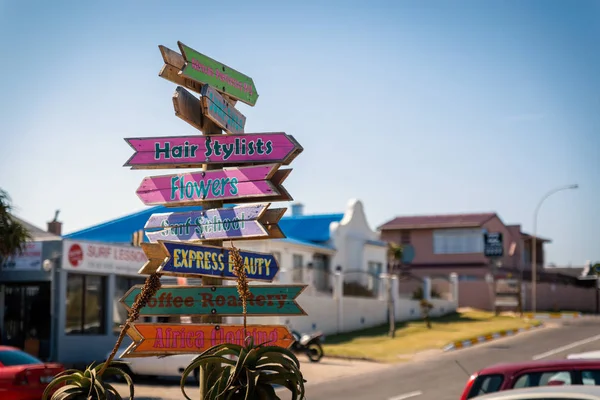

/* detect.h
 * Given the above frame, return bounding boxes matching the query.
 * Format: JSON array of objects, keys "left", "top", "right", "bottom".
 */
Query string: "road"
[
  {"left": 304, "top": 317, "right": 600, "bottom": 400},
  {"left": 112, "top": 317, "right": 600, "bottom": 399}
]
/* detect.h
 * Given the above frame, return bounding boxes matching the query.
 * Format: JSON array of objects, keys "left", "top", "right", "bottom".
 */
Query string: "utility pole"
[{"left": 387, "top": 274, "right": 395, "bottom": 338}]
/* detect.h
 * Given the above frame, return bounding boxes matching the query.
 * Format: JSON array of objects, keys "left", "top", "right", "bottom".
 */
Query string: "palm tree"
[
  {"left": 386, "top": 242, "right": 403, "bottom": 338},
  {"left": 0, "top": 189, "right": 32, "bottom": 260},
  {"left": 387, "top": 242, "right": 403, "bottom": 273}
]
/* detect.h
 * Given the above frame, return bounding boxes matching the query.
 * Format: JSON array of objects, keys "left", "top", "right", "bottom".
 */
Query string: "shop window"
[
  {"left": 65, "top": 274, "right": 107, "bottom": 335},
  {"left": 114, "top": 276, "right": 149, "bottom": 334}
]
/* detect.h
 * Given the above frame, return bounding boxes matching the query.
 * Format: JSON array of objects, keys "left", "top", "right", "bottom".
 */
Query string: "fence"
[{"left": 251, "top": 270, "right": 459, "bottom": 335}]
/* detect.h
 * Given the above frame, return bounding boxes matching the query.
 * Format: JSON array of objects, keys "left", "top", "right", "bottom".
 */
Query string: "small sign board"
[
  {"left": 139, "top": 241, "right": 279, "bottom": 282},
  {"left": 124, "top": 133, "right": 303, "bottom": 169},
  {"left": 178, "top": 41, "right": 259, "bottom": 106},
  {"left": 120, "top": 284, "right": 307, "bottom": 316},
  {"left": 135, "top": 164, "right": 292, "bottom": 206},
  {"left": 121, "top": 323, "right": 294, "bottom": 357},
  {"left": 201, "top": 85, "right": 246, "bottom": 134},
  {"left": 144, "top": 204, "right": 286, "bottom": 242},
  {"left": 484, "top": 232, "right": 504, "bottom": 258}
]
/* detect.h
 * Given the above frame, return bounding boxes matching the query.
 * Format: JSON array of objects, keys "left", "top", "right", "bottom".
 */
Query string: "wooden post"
[{"left": 198, "top": 117, "right": 224, "bottom": 399}]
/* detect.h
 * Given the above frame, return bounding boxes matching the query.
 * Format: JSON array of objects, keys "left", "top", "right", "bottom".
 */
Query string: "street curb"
[
  {"left": 522, "top": 312, "right": 582, "bottom": 319},
  {"left": 321, "top": 354, "right": 381, "bottom": 363},
  {"left": 442, "top": 323, "right": 544, "bottom": 352}
]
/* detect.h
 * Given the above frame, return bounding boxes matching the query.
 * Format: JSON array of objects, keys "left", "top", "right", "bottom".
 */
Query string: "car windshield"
[{"left": 0, "top": 350, "right": 43, "bottom": 366}]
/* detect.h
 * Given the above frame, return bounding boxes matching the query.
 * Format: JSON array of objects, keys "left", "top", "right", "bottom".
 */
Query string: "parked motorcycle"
[{"left": 291, "top": 330, "right": 324, "bottom": 362}]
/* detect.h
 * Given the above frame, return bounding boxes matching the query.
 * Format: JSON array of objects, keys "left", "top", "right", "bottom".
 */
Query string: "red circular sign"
[{"left": 68, "top": 244, "right": 84, "bottom": 267}]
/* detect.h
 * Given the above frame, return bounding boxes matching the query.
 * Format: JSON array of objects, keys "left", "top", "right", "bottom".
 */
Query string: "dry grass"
[{"left": 323, "top": 310, "right": 540, "bottom": 363}]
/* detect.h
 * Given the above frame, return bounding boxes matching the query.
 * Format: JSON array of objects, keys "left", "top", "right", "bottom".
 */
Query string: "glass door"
[{"left": 2, "top": 283, "right": 51, "bottom": 360}]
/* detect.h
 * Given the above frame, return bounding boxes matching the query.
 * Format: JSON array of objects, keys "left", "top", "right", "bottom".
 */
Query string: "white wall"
[
  {"left": 283, "top": 294, "right": 339, "bottom": 334},
  {"left": 342, "top": 296, "right": 388, "bottom": 332},
  {"left": 270, "top": 293, "right": 457, "bottom": 336},
  {"left": 330, "top": 199, "right": 388, "bottom": 286}
]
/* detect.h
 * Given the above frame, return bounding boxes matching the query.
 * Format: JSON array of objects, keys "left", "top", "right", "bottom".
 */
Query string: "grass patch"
[{"left": 322, "top": 310, "right": 540, "bottom": 363}]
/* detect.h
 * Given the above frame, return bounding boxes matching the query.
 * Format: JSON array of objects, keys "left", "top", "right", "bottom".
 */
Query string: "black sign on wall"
[{"left": 484, "top": 232, "right": 504, "bottom": 258}]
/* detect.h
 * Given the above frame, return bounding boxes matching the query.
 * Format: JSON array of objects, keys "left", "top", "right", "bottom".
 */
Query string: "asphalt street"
[
  {"left": 112, "top": 316, "right": 600, "bottom": 399},
  {"left": 300, "top": 317, "right": 600, "bottom": 400}
]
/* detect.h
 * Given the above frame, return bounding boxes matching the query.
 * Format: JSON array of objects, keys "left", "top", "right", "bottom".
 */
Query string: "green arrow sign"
[
  {"left": 120, "top": 284, "right": 307, "bottom": 316},
  {"left": 178, "top": 41, "right": 259, "bottom": 106}
]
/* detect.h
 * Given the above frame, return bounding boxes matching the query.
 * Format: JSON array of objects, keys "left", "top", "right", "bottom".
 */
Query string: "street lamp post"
[{"left": 531, "top": 184, "right": 578, "bottom": 315}]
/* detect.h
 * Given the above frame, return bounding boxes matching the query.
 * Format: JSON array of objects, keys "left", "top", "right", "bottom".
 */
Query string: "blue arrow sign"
[{"left": 154, "top": 241, "right": 279, "bottom": 282}]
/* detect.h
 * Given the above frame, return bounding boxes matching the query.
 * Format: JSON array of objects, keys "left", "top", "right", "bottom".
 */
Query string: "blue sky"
[{"left": 1, "top": 1, "right": 598, "bottom": 265}]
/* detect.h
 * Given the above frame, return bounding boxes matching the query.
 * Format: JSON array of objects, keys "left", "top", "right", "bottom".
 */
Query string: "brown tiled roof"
[
  {"left": 521, "top": 232, "right": 552, "bottom": 243},
  {"left": 378, "top": 212, "right": 497, "bottom": 230}
]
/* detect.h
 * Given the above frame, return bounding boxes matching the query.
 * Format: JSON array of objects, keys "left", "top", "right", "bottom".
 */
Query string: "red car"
[
  {"left": 460, "top": 359, "right": 600, "bottom": 400},
  {"left": 0, "top": 346, "right": 64, "bottom": 400}
]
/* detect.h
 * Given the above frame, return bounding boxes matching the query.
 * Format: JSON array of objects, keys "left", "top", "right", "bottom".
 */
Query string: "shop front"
[
  {"left": 56, "top": 239, "right": 149, "bottom": 365},
  {"left": 0, "top": 240, "right": 61, "bottom": 361}
]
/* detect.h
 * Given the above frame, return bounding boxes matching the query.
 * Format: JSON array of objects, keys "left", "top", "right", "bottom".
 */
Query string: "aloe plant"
[
  {"left": 43, "top": 273, "right": 163, "bottom": 399},
  {"left": 180, "top": 337, "right": 306, "bottom": 400},
  {"left": 182, "top": 243, "right": 306, "bottom": 399},
  {"left": 42, "top": 361, "right": 134, "bottom": 400}
]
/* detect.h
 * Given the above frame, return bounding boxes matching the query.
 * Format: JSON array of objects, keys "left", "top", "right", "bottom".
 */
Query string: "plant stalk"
[{"left": 98, "top": 273, "right": 162, "bottom": 376}]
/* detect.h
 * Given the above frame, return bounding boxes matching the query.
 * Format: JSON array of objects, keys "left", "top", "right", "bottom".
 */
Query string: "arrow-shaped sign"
[
  {"left": 171, "top": 85, "right": 246, "bottom": 135},
  {"left": 121, "top": 323, "right": 294, "bottom": 357},
  {"left": 201, "top": 85, "right": 246, "bottom": 134},
  {"left": 172, "top": 86, "right": 205, "bottom": 132},
  {"left": 135, "top": 164, "right": 292, "bottom": 207},
  {"left": 120, "top": 284, "right": 307, "bottom": 317},
  {"left": 144, "top": 204, "right": 286, "bottom": 242},
  {"left": 124, "top": 133, "right": 302, "bottom": 169},
  {"left": 139, "top": 241, "right": 279, "bottom": 282},
  {"left": 178, "top": 41, "right": 259, "bottom": 106},
  {"left": 158, "top": 45, "right": 205, "bottom": 96}
]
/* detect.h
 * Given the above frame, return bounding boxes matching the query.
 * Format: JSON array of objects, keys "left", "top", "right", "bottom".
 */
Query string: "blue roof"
[
  {"left": 278, "top": 213, "right": 344, "bottom": 243},
  {"left": 64, "top": 205, "right": 344, "bottom": 246},
  {"left": 63, "top": 205, "right": 234, "bottom": 243}
]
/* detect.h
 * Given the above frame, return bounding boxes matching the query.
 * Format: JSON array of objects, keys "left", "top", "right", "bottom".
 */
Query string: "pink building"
[
  {"left": 375, "top": 212, "right": 594, "bottom": 311},
  {"left": 378, "top": 212, "right": 548, "bottom": 279}
]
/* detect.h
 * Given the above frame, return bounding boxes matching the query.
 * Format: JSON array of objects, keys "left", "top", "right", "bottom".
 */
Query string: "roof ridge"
[
  {"left": 63, "top": 205, "right": 163, "bottom": 236},
  {"left": 390, "top": 211, "right": 496, "bottom": 218}
]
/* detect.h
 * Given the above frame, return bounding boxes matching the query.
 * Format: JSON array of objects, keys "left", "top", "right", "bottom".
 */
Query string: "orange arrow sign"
[{"left": 120, "top": 323, "right": 294, "bottom": 357}]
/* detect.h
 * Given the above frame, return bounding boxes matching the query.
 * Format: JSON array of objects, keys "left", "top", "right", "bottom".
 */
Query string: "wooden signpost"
[
  {"left": 124, "top": 133, "right": 303, "bottom": 169},
  {"left": 120, "top": 284, "right": 307, "bottom": 317},
  {"left": 144, "top": 203, "right": 286, "bottom": 242},
  {"left": 135, "top": 164, "right": 292, "bottom": 206},
  {"left": 121, "top": 41, "right": 307, "bottom": 396},
  {"left": 121, "top": 323, "right": 294, "bottom": 357}
]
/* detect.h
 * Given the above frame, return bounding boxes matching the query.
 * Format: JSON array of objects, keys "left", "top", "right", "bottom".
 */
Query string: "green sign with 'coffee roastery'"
[{"left": 120, "top": 284, "right": 307, "bottom": 316}]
